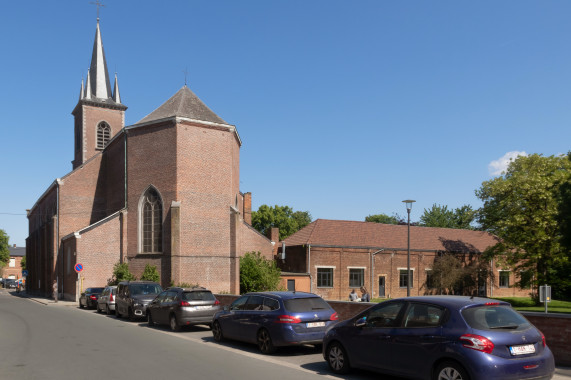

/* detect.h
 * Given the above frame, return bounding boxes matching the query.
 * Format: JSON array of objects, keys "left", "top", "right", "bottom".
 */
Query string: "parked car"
[
  {"left": 147, "top": 287, "right": 220, "bottom": 331},
  {"left": 212, "top": 291, "right": 338, "bottom": 354},
  {"left": 4, "top": 279, "right": 17, "bottom": 289},
  {"left": 79, "top": 287, "right": 105, "bottom": 309},
  {"left": 322, "top": 296, "right": 555, "bottom": 380},
  {"left": 115, "top": 281, "right": 162, "bottom": 320},
  {"left": 96, "top": 285, "right": 117, "bottom": 315}
]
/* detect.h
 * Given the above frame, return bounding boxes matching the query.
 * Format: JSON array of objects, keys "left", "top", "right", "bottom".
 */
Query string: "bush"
[
  {"left": 240, "top": 251, "right": 281, "bottom": 293},
  {"left": 140, "top": 264, "right": 160, "bottom": 282},
  {"left": 109, "top": 262, "right": 136, "bottom": 285}
]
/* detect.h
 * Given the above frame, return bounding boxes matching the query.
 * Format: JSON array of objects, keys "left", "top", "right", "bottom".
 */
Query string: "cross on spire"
[{"left": 90, "top": 0, "right": 105, "bottom": 21}]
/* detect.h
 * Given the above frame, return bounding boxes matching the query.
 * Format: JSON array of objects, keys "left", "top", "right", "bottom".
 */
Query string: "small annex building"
[
  {"left": 26, "top": 20, "right": 273, "bottom": 300},
  {"left": 277, "top": 219, "right": 529, "bottom": 300},
  {"left": 3, "top": 245, "right": 25, "bottom": 280}
]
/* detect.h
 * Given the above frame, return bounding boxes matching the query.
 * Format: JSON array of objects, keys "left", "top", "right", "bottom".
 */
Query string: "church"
[{"left": 26, "top": 19, "right": 275, "bottom": 300}]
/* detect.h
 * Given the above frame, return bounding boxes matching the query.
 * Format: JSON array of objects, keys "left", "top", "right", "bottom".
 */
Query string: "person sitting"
[
  {"left": 360, "top": 286, "right": 370, "bottom": 302},
  {"left": 349, "top": 289, "right": 359, "bottom": 301}
]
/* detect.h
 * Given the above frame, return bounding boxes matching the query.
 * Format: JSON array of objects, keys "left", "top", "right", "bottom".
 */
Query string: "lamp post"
[{"left": 402, "top": 200, "right": 415, "bottom": 297}]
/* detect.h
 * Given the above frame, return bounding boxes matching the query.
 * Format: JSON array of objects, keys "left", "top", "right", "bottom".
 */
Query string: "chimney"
[
  {"left": 268, "top": 227, "right": 279, "bottom": 243},
  {"left": 13, "top": 244, "right": 16, "bottom": 248},
  {"left": 243, "top": 192, "right": 252, "bottom": 225}
]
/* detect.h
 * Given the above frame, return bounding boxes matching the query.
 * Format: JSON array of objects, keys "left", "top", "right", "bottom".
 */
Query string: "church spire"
[
  {"left": 85, "top": 19, "right": 113, "bottom": 101},
  {"left": 112, "top": 73, "right": 121, "bottom": 103}
]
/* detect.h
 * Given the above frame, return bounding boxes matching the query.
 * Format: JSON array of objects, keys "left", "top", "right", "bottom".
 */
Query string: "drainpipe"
[
  {"left": 370, "top": 249, "right": 385, "bottom": 298},
  {"left": 56, "top": 179, "right": 61, "bottom": 299},
  {"left": 490, "top": 258, "right": 493, "bottom": 297},
  {"left": 307, "top": 245, "right": 311, "bottom": 293}
]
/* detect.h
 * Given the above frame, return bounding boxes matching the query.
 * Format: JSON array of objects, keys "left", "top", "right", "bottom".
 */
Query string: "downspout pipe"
[{"left": 307, "top": 245, "right": 311, "bottom": 293}]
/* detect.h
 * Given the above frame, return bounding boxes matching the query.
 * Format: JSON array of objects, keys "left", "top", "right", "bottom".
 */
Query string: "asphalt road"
[{"left": 1, "top": 289, "right": 568, "bottom": 380}]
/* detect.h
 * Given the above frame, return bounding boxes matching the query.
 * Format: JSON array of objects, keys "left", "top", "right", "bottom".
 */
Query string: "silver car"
[{"left": 96, "top": 285, "right": 117, "bottom": 315}]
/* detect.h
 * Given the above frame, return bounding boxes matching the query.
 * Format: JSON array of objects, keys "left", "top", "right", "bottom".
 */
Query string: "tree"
[
  {"left": 558, "top": 152, "right": 571, "bottom": 251},
  {"left": 20, "top": 255, "right": 26, "bottom": 270},
  {"left": 240, "top": 251, "right": 281, "bottom": 293},
  {"left": 419, "top": 204, "right": 476, "bottom": 229},
  {"left": 430, "top": 254, "right": 463, "bottom": 294},
  {"left": 365, "top": 213, "right": 402, "bottom": 224},
  {"left": 0, "top": 229, "right": 9, "bottom": 269},
  {"left": 476, "top": 154, "right": 571, "bottom": 298},
  {"left": 140, "top": 264, "right": 160, "bottom": 282},
  {"left": 251, "top": 205, "right": 312, "bottom": 240},
  {"left": 109, "top": 262, "right": 136, "bottom": 285},
  {"left": 429, "top": 254, "right": 491, "bottom": 296}
]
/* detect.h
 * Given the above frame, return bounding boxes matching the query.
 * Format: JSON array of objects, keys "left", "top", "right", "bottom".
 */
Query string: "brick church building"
[{"left": 26, "top": 20, "right": 274, "bottom": 300}]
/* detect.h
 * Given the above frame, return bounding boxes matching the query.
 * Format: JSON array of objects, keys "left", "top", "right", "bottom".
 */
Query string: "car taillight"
[
  {"left": 180, "top": 300, "right": 191, "bottom": 307},
  {"left": 541, "top": 332, "right": 546, "bottom": 347},
  {"left": 109, "top": 293, "right": 114, "bottom": 302},
  {"left": 460, "top": 334, "right": 494, "bottom": 354},
  {"left": 274, "top": 315, "right": 301, "bottom": 323},
  {"left": 214, "top": 299, "right": 220, "bottom": 306},
  {"left": 90, "top": 295, "right": 97, "bottom": 300},
  {"left": 485, "top": 302, "right": 500, "bottom": 305},
  {"left": 330, "top": 312, "right": 339, "bottom": 321}
]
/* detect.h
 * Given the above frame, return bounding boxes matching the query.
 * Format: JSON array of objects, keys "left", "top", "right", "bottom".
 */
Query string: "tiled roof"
[
  {"left": 283, "top": 219, "right": 499, "bottom": 253},
  {"left": 8, "top": 246, "right": 25, "bottom": 257},
  {"left": 137, "top": 86, "right": 227, "bottom": 125}
]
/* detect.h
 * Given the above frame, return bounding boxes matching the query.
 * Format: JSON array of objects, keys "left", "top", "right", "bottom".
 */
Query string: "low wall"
[{"left": 215, "top": 294, "right": 570, "bottom": 366}]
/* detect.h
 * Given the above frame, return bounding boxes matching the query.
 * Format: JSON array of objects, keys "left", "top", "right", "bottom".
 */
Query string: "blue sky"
[{"left": 1, "top": 1, "right": 570, "bottom": 247}]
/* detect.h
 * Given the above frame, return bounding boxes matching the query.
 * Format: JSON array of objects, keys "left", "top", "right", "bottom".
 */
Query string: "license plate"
[
  {"left": 306, "top": 322, "right": 325, "bottom": 328},
  {"left": 509, "top": 344, "right": 535, "bottom": 355}
]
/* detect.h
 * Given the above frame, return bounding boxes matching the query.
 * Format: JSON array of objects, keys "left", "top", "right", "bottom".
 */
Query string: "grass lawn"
[{"left": 494, "top": 297, "right": 571, "bottom": 314}]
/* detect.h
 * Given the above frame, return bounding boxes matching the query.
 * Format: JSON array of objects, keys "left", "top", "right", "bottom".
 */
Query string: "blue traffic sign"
[
  {"left": 22, "top": 270, "right": 28, "bottom": 277},
  {"left": 74, "top": 263, "right": 84, "bottom": 273}
]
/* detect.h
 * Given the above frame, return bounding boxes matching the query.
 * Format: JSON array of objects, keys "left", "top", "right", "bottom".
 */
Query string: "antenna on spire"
[
  {"left": 183, "top": 67, "right": 189, "bottom": 86},
  {"left": 90, "top": 0, "right": 105, "bottom": 21}
]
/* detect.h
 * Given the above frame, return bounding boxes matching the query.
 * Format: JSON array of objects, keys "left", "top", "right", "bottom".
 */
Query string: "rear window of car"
[
  {"left": 462, "top": 305, "right": 530, "bottom": 331},
  {"left": 91, "top": 288, "right": 105, "bottom": 293},
  {"left": 130, "top": 284, "right": 162, "bottom": 295},
  {"left": 284, "top": 297, "right": 331, "bottom": 312},
  {"left": 182, "top": 291, "right": 215, "bottom": 301}
]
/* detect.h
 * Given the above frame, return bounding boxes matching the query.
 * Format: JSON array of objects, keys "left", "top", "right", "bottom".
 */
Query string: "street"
[{"left": 1, "top": 289, "right": 568, "bottom": 380}]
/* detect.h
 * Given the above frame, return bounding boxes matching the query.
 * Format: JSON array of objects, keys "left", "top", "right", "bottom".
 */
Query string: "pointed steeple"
[
  {"left": 79, "top": 78, "right": 85, "bottom": 100},
  {"left": 87, "top": 19, "right": 112, "bottom": 100},
  {"left": 112, "top": 73, "right": 121, "bottom": 103},
  {"left": 84, "top": 70, "right": 92, "bottom": 100}
]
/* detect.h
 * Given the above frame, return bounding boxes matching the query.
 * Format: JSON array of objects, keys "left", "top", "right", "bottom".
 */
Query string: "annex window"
[
  {"left": 499, "top": 271, "right": 510, "bottom": 288},
  {"left": 426, "top": 270, "right": 434, "bottom": 289},
  {"left": 349, "top": 268, "right": 364, "bottom": 288},
  {"left": 96, "top": 121, "right": 111, "bottom": 149},
  {"left": 140, "top": 187, "right": 163, "bottom": 253},
  {"left": 399, "top": 269, "right": 414, "bottom": 288},
  {"left": 317, "top": 267, "right": 333, "bottom": 288}
]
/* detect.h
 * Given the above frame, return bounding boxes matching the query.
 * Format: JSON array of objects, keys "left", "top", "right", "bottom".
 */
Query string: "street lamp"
[{"left": 402, "top": 200, "right": 415, "bottom": 297}]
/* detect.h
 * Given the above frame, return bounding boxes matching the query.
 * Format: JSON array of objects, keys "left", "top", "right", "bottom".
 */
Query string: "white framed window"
[
  {"left": 9, "top": 258, "right": 15, "bottom": 268},
  {"left": 398, "top": 267, "right": 415, "bottom": 288},
  {"left": 348, "top": 267, "right": 365, "bottom": 288},
  {"left": 499, "top": 271, "right": 510, "bottom": 288},
  {"left": 316, "top": 267, "right": 334, "bottom": 288}
]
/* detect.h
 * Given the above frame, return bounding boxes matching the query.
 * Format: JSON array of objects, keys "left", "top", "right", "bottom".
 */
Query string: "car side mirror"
[
  {"left": 224, "top": 305, "right": 230, "bottom": 311},
  {"left": 355, "top": 317, "right": 367, "bottom": 327}
]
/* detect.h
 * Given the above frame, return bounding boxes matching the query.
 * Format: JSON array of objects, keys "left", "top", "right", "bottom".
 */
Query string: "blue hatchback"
[
  {"left": 323, "top": 296, "right": 554, "bottom": 380},
  {"left": 212, "top": 291, "right": 338, "bottom": 354}
]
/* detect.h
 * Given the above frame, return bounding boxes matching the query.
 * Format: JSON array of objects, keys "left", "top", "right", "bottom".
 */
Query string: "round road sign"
[{"left": 74, "top": 263, "right": 84, "bottom": 273}]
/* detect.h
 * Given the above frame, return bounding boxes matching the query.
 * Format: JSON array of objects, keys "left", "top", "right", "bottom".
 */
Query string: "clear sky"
[{"left": 1, "top": 1, "right": 570, "bottom": 247}]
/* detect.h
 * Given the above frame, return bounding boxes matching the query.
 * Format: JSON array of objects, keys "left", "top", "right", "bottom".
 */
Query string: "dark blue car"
[
  {"left": 323, "top": 296, "right": 554, "bottom": 380},
  {"left": 212, "top": 291, "right": 338, "bottom": 354}
]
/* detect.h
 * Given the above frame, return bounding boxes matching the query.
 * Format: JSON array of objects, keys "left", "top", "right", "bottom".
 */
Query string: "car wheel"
[
  {"left": 148, "top": 312, "right": 155, "bottom": 327},
  {"left": 96, "top": 304, "right": 101, "bottom": 313},
  {"left": 79, "top": 301, "right": 84, "bottom": 309},
  {"left": 326, "top": 341, "right": 351, "bottom": 374},
  {"left": 434, "top": 361, "right": 470, "bottom": 380},
  {"left": 116, "top": 307, "right": 122, "bottom": 318},
  {"left": 128, "top": 308, "right": 135, "bottom": 321},
  {"left": 257, "top": 328, "right": 275, "bottom": 354},
  {"left": 212, "top": 321, "right": 224, "bottom": 342},
  {"left": 106, "top": 305, "right": 112, "bottom": 315},
  {"left": 170, "top": 314, "right": 181, "bottom": 332}
]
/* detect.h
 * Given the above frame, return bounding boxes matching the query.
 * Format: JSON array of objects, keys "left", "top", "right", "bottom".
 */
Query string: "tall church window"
[
  {"left": 141, "top": 187, "right": 163, "bottom": 253},
  {"left": 97, "top": 121, "right": 111, "bottom": 149}
]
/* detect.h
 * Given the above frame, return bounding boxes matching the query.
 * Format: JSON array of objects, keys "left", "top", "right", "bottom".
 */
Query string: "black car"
[
  {"left": 4, "top": 279, "right": 17, "bottom": 289},
  {"left": 115, "top": 281, "right": 163, "bottom": 320},
  {"left": 147, "top": 287, "right": 220, "bottom": 331},
  {"left": 79, "top": 287, "right": 105, "bottom": 309}
]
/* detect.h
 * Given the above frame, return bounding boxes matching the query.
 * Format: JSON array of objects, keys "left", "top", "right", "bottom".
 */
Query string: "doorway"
[{"left": 378, "top": 276, "right": 386, "bottom": 298}]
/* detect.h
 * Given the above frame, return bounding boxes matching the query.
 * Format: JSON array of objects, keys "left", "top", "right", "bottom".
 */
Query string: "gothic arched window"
[
  {"left": 97, "top": 121, "right": 111, "bottom": 149},
  {"left": 140, "top": 187, "right": 163, "bottom": 253}
]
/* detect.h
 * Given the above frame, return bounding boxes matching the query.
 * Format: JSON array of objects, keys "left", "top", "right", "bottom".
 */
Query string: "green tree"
[
  {"left": 251, "top": 205, "right": 312, "bottom": 240},
  {"left": 430, "top": 254, "right": 463, "bottom": 294},
  {"left": 20, "top": 255, "right": 26, "bottom": 270},
  {"left": 559, "top": 152, "right": 571, "bottom": 251},
  {"left": 419, "top": 204, "right": 476, "bottom": 229},
  {"left": 140, "top": 264, "right": 160, "bottom": 282},
  {"left": 109, "top": 262, "right": 136, "bottom": 285},
  {"left": 240, "top": 251, "right": 281, "bottom": 293},
  {"left": 0, "top": 229, "right": 9, "bottom": 269},
  {"left": 476, "top": 154, "right": 571, "bottom": 298},
  {"left": 365, "top": 213, "right": 402, "bottom": 224}
]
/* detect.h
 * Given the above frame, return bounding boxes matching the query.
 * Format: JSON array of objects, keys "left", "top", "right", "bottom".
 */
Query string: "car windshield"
[
  {"left": 90, "top": 288, "right": 105, "bottom": 293},
  {"left": 284, "top": 297, "right": 331, "bottom": 312},
  {"left": 461, "top": 305, "right": 530, "bottom": 330},
  {"left": 183, "top": 291, "right": 215, "bottom": 301},
  {"left": 130, "top": 284, "right": 162, "bottom": 295}
]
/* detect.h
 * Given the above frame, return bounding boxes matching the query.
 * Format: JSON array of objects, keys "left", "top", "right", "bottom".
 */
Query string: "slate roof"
[
  {"left": 283, "top": 219, "right": 499, "bottom": 253},
  {"left": 8, "top": 246, "right": 25, "bottom": 257},
  {"left": 137, "top": 86, "right": 227, "bottom": 125}
]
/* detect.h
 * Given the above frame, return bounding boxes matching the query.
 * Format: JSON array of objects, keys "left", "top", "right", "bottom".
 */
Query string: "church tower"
[{"left": 72, "top": 19, "right": 127, "bottom": 169}]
